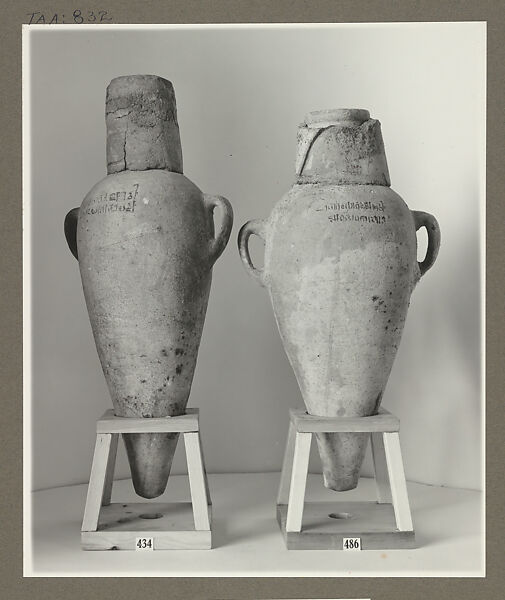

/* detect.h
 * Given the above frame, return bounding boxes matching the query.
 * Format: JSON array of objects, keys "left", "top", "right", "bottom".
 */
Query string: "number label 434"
[{"left": 136, "top": 537, "right": 154, "bottom": 551}]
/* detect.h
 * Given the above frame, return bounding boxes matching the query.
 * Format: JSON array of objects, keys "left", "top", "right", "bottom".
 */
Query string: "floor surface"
[{"left": 28, "top": 472, "right": 484, "bottom": 577}]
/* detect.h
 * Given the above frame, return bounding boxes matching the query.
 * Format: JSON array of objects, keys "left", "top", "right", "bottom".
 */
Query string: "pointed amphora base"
[
  {"left": 122, "top": 432, "right": 180, "bottom": 499},
  {"left": 315, "top": 431, "right": 369, "bottom": 491}
]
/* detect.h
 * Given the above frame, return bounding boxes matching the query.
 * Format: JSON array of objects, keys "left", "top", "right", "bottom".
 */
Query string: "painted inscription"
[
  {"left": 316, "top": 200, "right": 387, "bottom": 225},
  {"left": 86, "top": 184, "right": 139, "bottom": 215}
]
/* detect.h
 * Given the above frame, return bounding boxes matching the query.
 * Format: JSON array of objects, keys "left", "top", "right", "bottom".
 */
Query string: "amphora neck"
[
  {"left": 295, "top": 109, "right": 390, "bottom": 186},
  {"left": 105, "top": 75, "right": 183, "bottom": 175}
]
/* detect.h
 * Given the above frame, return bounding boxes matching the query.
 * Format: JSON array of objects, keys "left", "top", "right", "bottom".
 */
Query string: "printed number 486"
[{"left": 343, "top": 537, "right": 361, "bottom": 550}]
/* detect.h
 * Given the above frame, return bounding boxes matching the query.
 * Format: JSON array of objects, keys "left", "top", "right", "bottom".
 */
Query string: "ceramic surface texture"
[
  {"left": 65, "top": 75, "right": 233, "bottom": 498},
  {"left": 238, "top": 109, "right": 440, "bottom": 491}
]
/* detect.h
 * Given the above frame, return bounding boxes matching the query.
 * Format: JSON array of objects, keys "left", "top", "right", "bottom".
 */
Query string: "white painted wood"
[
  {"left": 290, "top": 407, "right": 399, "bottom": 433},
  {"left": 279, "top": 410, "right": 411, "bottom": 539},
  {"left": 383, "top": 432, "right": 413, "bottom": 531},
  {"left": 99, "top": 502, "right": 196, "bottom": 529},
  {"left": 198, "top": 431, "right": 211, "bottom": 505},
  {"left": 101, "top": 433, "right": 119, "bottom": 506},
  {"left": 81, "top": 433, "right": 112, "bottom": 532},
  {"left": 184, "top": 432, "right": 211, "bottom": 530},
  {"left": 277, "top": 421, "right": 296, "bottom": 505},
  {"left": 81, "top": 411, "right": 213, "bottom": 548},
  {"left": 371, "top": 432, "right": 391, "bottom": 504},
  {"left": 277, "top": 502, "right": 416, "bottom": 550},
  {"left": 82, "top": 529, "right": 211, "bottom": 550},
  {"left": 97, "top": 408, "right": 199, "bottom": 433},
  {"left": 285, "top": 431, "right": 312, "bottom": 532}
]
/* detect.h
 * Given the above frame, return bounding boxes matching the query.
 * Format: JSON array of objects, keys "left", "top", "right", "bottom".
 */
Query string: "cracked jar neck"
[
  {"left": 105, "top": 75, "right": 183, "bottom": 175},
  {"left": 295, "top": 108, "right": 390, "bottom": 186}
]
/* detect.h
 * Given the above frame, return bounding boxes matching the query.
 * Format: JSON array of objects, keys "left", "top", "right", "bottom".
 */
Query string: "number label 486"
[
  {"left": 136, "top": 537, "right": 154, "bottom": 551},
  {"left": 342, "top": 537, "right": 361, "bottom": 551}
]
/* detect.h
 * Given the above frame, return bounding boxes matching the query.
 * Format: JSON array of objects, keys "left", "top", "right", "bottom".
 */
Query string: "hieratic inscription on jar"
[
  {"left": 316, "top": 200, "right": 387, "bottom": 225},
  {"left": 85, "top": 184, "right": 139, "bottom": 216}
]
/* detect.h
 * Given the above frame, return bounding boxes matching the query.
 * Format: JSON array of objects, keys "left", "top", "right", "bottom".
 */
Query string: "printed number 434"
[{"left": 136, "top": 537, "right": 154, "bottom": 550}]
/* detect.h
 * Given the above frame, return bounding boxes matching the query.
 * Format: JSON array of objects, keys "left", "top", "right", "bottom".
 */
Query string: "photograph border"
[
  {"left": 2, "top": 1, "right": 503, "bottom": 598},
  {"left": 22, "top": 20, "right": 486, "bottom": 579}
]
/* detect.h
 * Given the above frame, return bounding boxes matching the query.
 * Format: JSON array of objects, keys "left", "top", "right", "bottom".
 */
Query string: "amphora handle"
[
  {"left": 412, "top": 210, "right": 441, "bottom": 277},
  {"left": 238, "top": 219, "right": 267, "bottom": 287},
  {"left": 203, "top": 194, "right": 234, "bottom": 266},
  {"left": 64, "top": 207, "right": 80, "bottom": 260}
]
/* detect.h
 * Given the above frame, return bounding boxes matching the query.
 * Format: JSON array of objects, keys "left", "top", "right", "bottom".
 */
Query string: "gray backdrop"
[{"left": 28, "top": 24, "right": 484, "bottom": 491}]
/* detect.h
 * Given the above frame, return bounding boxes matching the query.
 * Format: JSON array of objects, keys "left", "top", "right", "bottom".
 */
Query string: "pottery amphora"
[
  {"left": 238, "top": 109, "right": 440, "bottom": 491},
  {"left": 65, "top": 75, "right": 233, "bottom": 498}
]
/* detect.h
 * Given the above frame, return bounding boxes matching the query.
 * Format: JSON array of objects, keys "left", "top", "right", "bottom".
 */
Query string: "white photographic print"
[{"left": 23, "top": 22, "right": 485, "bottom": 577}]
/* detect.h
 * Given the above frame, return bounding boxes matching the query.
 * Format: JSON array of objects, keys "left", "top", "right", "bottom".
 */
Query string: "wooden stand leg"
[
  {"left": 371, "top": 431, "right": 391, "bottom": 504},
  {"left": 81, "top": 434, "right": 112, "bottom": 532},
  {"left": 285, "top": 431, "right": 311, "bottom": 533},
  {"left": 102, "top": 433, "right": 119, "bottom": 506},
  {"left": 277, "top": 421, "right": 296, "bottom": 505},
  {"left": 383, "top": 432, "right": 413, "bottom": 531},
  {"left": 198, "top": 431, "right": 211, "bottom": 505},
  {"left": 184, "top": 432, "right": 211, "bottom": 530}
]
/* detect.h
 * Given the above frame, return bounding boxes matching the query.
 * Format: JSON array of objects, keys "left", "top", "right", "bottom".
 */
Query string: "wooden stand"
[
  {"left": 276, "top": 408, "right": 416, "bottom": 550},
  {"left": 81, "top": 408, "right": 212, "bottom": 550}
]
